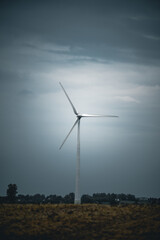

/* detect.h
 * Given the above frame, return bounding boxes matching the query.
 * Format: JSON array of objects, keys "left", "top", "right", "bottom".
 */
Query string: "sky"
[{"left": 0, "top": 0, "right": 160, "bottom": 198}]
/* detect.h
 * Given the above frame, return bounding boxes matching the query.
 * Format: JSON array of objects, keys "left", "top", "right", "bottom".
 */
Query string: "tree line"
[{"left": 0, "top": 184, "right": 159, "bottom": 205}]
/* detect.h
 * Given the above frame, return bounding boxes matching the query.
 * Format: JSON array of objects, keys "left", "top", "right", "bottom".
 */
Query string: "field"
[{"left": 0, "top": 204, "right": 160, "bottom": 240}]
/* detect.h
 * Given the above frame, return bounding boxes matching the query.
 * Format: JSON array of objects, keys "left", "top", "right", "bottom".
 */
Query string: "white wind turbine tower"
[{"left": 59, "top": 82, "right": 118, "bottom": 204}]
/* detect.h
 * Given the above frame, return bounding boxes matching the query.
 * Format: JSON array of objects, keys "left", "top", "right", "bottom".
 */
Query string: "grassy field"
[{"left": 0, "top": 204, "right": 160, "bottom": 240}]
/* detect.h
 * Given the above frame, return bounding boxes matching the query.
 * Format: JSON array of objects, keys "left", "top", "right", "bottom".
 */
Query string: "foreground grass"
[{"left": 0, "top": 204, "right": 160, "bottom": 240}]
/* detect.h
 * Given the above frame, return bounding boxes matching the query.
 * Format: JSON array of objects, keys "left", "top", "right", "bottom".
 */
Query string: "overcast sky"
[{"left": 0, "top": 0, "right": 160, "bottom": 198}]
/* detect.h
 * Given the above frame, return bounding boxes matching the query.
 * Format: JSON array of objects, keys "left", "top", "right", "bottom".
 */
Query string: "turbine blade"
[
  {"left": 59, "top": 119, "right": 79, "bottom": 150},
  {"left": 59, "top": 82, "right": 78, "bottom": 115},
  {"left": 80, "top": 114, "right": 118, "bottom": 117}
]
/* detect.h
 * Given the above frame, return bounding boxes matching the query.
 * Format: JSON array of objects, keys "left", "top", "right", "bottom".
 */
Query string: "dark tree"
[
  {"left": 32, "top": 194, "right": 45, "bottom": 204},
  {"left": 81, "top": 194, "right": 93, "bottom": 203},
  {"left": 64, "top": 193, "right": 74, "bottom": 203},
  {"left": 6, "top": 184, "right": 18, "bottom": 203}
]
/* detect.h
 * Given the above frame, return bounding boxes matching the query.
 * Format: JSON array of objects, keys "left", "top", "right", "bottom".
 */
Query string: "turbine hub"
[{"left": 77, "top": 113, "right": 82, "bottom": 119}]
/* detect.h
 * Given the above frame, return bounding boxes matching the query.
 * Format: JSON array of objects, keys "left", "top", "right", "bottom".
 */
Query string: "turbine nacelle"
[{"left": 77, "top": 113, "right": 82, "bottom": 119}]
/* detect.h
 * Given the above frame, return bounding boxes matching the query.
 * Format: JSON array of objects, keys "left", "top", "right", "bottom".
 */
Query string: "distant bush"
[{"left": 1, "top": 184, "right": 160, "bottom": 205}]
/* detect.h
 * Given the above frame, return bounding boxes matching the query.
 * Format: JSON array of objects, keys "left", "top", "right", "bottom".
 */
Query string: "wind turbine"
[{"left": 59, "top": 82, "right": 118, "bottom": 204}]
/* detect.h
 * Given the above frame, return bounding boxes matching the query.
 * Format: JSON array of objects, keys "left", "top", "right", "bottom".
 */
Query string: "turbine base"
[{"left": 74, "top": 199, "right": 81, "bottom": 204}]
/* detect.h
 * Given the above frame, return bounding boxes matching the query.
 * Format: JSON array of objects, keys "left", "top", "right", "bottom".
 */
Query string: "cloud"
[
  {"left": 142, "top": 34, "right": 160, "bottom": 41},
  {"left": 24, "top": 41, "right": 71, "bottom": 53},
  {"left": 115, "top": 96, "right": 139, "bottom": 103},
  {"left": 18, "top": 89, "right": 34, "bottom": 96}
]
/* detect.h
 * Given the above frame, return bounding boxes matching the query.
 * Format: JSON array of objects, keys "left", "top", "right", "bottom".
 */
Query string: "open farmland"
[{"left": 0, "top": 204, "right": 160, "bottom": 240}]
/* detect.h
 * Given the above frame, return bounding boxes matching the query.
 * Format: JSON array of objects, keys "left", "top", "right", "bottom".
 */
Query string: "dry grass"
[{"left": 0, "top": 204, "right": 160, "bottom": 240}]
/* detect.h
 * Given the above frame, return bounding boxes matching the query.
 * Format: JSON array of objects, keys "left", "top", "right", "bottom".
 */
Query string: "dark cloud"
[
  {"left": 0, "top": 0, "right": 160, "bottom": 64},
  {"left": 18, "top": 89, "right": 34, "bottom": 96}
]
